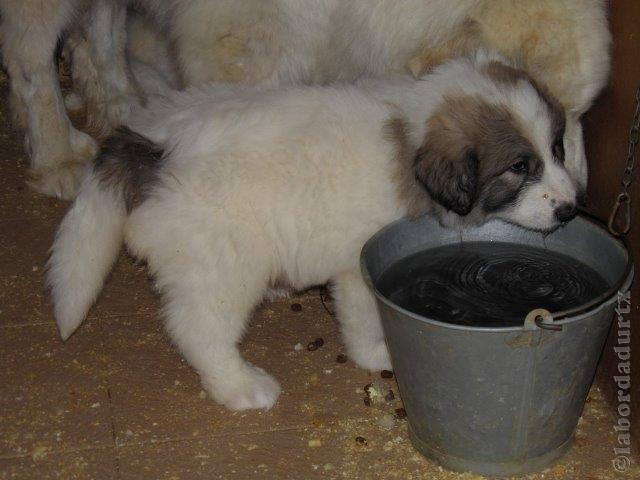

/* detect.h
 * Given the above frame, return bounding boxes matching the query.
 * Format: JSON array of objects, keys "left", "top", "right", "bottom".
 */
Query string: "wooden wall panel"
[{"left": 583, "top": 0, "right": 640, "bottom": 449}]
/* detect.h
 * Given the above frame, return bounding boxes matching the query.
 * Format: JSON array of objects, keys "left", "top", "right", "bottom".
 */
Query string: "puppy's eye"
[
  {"left": 552, "top": 139, "right": 564, "bottom": 163},
  {"left": 509, "top": 159, "right": 528, "bottom": 174}
]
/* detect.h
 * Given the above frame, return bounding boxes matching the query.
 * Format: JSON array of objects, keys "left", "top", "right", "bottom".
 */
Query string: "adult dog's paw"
[
  {"left": 27, "top": 129, "right": 97, "bottom": 200},
  {"left": 27, "top": 161, "right": 88, "bottom": 200}
]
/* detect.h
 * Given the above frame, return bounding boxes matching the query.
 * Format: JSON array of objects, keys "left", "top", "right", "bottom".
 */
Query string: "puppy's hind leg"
[
  {"left": 332, "top": 270, "right": 392, "bottom": 372},
  {"left": 148, "top": 224, "right": 280, "bottom": 410}
]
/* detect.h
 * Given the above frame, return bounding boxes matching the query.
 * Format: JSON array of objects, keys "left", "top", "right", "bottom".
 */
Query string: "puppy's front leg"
[{"left": 332, "top": 270, "right": 392, "bottom": 371}]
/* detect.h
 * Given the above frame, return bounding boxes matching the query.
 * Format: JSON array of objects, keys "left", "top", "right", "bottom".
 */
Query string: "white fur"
[
  {"left": 2, "top": 0, "right": 610, "bottom": 197},
  {"left": 49, "top": 173, "right": 126, "bottom": 339},
  {"left": 49, "top": 56, "right": 578, "bottom": 410},
  {"left": 0, "top": 0, "right": 97, "bottom": 198},
  {"left": 65, "top": 0, "right": 141, "bottom": 136}
]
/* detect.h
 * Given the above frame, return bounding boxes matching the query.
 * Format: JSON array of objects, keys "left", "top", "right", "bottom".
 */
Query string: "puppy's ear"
[{"left": 414, "top": 144, "right": 479, "bottom": 216}]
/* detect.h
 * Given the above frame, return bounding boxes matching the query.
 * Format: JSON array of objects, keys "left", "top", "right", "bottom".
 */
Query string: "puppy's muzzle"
[{"left": 554, "top": 203, "right": 578, "bottom": 223}]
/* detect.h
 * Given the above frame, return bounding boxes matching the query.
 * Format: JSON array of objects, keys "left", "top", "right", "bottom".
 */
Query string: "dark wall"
[{"left": 583, "top": 0, "right": 640, "bottom": 450}]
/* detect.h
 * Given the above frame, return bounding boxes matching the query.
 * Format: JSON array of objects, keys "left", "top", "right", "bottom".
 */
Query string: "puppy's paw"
[
  {"left": 348, "top": 339, "right": 392, "bottom": 372},
  {"left": 204, "top": 364, "right": 281, "bottom": 411}
]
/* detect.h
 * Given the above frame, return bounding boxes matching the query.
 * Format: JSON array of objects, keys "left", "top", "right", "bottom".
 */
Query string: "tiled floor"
[{"left": 0, "top": 73, "right": 637, "bottom": 480}]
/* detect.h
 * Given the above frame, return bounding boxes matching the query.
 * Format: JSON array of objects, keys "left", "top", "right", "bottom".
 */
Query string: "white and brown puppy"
[{"left": 48, "top": 54, "right": 577, "bottom": 411}]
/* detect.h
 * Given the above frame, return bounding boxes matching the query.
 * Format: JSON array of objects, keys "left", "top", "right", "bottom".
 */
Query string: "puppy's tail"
[{"left": 47, "top": 127, "right": 164, "bottom": 340}]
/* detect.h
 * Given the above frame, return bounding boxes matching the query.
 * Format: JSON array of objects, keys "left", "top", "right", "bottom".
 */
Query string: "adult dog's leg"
[
  {"left": 332, "top": 269, "right": 392, "bottom": 371},
  {"left": 68, "top": 0, "right": 141, "bottom": 135},
  {"left": 0, "top": 0, "right": 97, "bottom": 199},
  {"left": 125, "top": 11, "right": 180, "bottom": 96}
]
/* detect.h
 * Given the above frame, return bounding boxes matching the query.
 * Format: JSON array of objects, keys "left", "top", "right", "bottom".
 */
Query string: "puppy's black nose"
[{"left": 554, "top": 203, "right": 577, "bottom": 223}]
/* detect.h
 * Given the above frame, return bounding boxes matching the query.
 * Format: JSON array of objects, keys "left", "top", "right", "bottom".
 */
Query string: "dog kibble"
[
  {"left": 394, "top": 407, "right": 407, "bottom": 419},
  {"left": 291, "top": 303, "right": 302, "bottom": 312},
  {"left": 355, "top": 436, "right": 368, "bottom": 446},
  {"left": 336, "top": 353, "right": 348, "bottom": 363},
  {"left": 381, "top": 370, "right": 394, "bottom": 379},
  {"left": 385, "top": 390, "right": 395, "bottom": 402},
  {"left": 307, "top": 337, "right": 324, "bottom": 351}
]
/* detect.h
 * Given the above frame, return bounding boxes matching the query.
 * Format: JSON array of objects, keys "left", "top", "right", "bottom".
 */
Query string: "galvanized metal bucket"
[{"left": 361, "top": 216, "right": 633, "bottom": 476}]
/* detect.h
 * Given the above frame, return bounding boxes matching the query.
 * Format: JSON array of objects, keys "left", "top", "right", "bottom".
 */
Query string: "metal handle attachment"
[
  {"left": 608, "top": 86, "right": 639, "bottom": 237},
  {"left": 524, "top": 309, "right": 561, "bottom": 331},
  {"left": 608, "top": 193, "right": 631, "bottom": 236}
]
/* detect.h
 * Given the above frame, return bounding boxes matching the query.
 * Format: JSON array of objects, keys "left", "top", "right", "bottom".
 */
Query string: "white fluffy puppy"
[{"left": 48, "top": 54, "right": 578, "bottom": 410}]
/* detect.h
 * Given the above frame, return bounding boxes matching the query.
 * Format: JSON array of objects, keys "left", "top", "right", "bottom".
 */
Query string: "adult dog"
[
  {"left": 48, "top": 54, "right": 578, "bottom": 410},
  {"left": 1, "top": 1, "right": 609, "bottom": 198}
]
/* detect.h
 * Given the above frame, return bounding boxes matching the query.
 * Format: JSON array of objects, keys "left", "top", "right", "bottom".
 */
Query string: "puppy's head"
[{"left": 415, "top": 63, "right": 577, "bottom": 232}]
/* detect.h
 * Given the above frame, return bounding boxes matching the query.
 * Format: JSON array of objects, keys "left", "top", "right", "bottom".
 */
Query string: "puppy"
[{"left": 48, "top": 54, "right": 578, "bottom": 410}]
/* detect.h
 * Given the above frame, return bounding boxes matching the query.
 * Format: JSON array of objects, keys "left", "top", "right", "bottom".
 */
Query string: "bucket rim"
[{"left": 360, "top": 215, "right": 634, "bottom": 333}]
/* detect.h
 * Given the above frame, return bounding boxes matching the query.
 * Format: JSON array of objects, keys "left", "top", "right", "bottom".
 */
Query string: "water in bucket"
[{"left": 377, "top": 241, "right": 610, "bottom": 327}]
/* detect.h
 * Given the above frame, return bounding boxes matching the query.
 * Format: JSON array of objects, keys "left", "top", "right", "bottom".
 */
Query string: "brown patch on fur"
[
  {"left": 482, "top": 61, "right": 529, "bottom": 85},
  {"left": 95, "top": 127, "right": 164, "bottom": 212},
  {"left": 407, "top": 19, "right": 483, "bottom": 77},
  {"left": 415, "top": 95, "right": 541, "bottom": 215},
  {"left": 384, "top": 117, "right": 429, "bottom": 219},
  {"left": 482, "top": 61, "right": 565, "bottom": 139}
]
